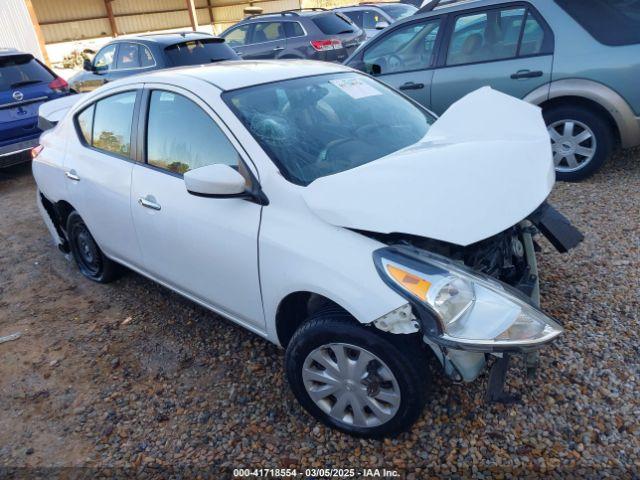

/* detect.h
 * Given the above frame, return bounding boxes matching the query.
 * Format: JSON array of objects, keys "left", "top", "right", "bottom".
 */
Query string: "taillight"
[
  {"left": 31, "top": 145, "right": 43, "bottom": 159},
  {"left": 310, "top": 39, "right": 343, "bottom": 52},
  {"left": 49, "top": 77, "right": 69, "bottom": 93}
]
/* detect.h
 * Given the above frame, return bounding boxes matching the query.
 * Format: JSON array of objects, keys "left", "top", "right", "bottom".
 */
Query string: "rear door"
[
  {"left": 63, "top": 86, "right": 144, "bottom": 267},
  {"left": 430, "top": 4, "right": 553, "bottom": 114},
  {"left": 358, "top": 16, "right": 443, "bottom": 106},
  {"left": 242, "top": 21, "right": 287, "bottom": 59}
]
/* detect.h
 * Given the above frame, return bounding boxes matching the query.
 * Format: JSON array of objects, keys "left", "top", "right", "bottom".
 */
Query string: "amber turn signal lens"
[{"left": 386, "top": 264, "right": 431, "bottom": 300}]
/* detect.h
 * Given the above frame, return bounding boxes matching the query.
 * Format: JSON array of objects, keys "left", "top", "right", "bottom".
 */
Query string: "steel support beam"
[
  {"left": 104, "top": 0, "right": 118, "bottom": 37},
  {"left": 186, "top": 0, "right": 199, "bottom": 31},
  {"left": 24, "top": 0, "right": 50, "bottom": 65}
]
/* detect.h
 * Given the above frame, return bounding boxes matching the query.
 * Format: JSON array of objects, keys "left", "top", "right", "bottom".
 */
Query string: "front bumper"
[{"left": 388, "top": 204, "right": 582, "bottom": 394}]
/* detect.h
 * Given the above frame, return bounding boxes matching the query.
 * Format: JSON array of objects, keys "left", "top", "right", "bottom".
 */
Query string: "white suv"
[{"left": 33, "top": 60, "right": 581, "bottom": 437}]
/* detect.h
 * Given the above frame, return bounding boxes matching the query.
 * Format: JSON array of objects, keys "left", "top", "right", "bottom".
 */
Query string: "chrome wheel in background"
[
  {"left": 302, "top": 343, "right": 401, "bottom": 428},
  {"left": 548, "top": 119, "right": 597, "bottom": 173}
]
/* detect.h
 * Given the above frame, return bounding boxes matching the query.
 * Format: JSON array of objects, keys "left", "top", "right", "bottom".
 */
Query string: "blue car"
[{"left": 0, "top": 49, "right": 70, "bottom": 167}]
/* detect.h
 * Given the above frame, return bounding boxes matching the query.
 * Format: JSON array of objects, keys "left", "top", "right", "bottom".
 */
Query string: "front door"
[
  {"left": 130, "top": 86, "right": 264, "bottom": 328},
  {"left": 63, "top": 87, "right": 143, "bottom": 266},
  {"left": 360, "top": 17, "right": 443, "bottom": 107},
  {"left": 430, "top": 5, "right": 553, "bottom": 114}
]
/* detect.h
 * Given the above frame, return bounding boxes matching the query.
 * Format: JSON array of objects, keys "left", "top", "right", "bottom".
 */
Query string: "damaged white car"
[{"left": 33, "top": 61, "right": 582, "bottom": 437}]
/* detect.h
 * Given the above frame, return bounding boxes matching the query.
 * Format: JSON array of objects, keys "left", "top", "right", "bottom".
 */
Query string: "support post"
[
  {"left": 206, "top": 0, "right": 214, "bottom": 29},
  {"left": 186, "top": 0, "right": 199, "bottom": 31},
  {"left": 104, "top": 0, "right": 118, "bottom": 37},
  {"left": 24, "top": 0, "right": 50, "bottom": 65}
]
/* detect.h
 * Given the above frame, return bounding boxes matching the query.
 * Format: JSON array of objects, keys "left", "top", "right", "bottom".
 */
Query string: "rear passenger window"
[
  {"left": 519, "top": 12, "right": 545, "bottom": 56},
  {"left": 76, "top": 105, "right": 94, "bottom": 144},
  {"left": 116, "top": 43, "right": 140, "bottom": 69},
  {"left": 447, "top": 8, "right": 526, "bottom": 66},
  {"left": 92, "top": 91, "right": 136, "bottom": 157},
  {"left": 146, "top": 91, "right": 239, "bottom": 175}
]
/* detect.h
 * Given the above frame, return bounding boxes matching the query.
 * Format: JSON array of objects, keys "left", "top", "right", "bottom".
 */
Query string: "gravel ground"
[{"left": 0, "top": 150, "right": 638, "bottom": 478}]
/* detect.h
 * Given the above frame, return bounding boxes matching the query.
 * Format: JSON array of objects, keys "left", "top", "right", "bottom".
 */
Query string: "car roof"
[
  {"left": 239, "top": 9, "right": 337, "bottom": 22},
  {"left": 133, "top": 59, "right": 352, "bottom": 91},
  {"left": 418, "top": 0, "right": 510, "bottom": 15},
  {"left": 0, "top": 48, "right": 30, "bottom": 58},
  {"left": 111, "top": 31, "right": 218, "bottom": 46}
]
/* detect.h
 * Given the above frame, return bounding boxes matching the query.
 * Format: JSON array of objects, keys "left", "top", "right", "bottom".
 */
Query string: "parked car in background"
[
  {"left": 220, "top": 9, "right": 366, "bottom": 62},
  {"left": 336, "top": 3, "right": 418, "bottom": 39},
  {"left": 34, "top": 60, "right": 582, "bottom": 437},
  {"left": 68, "top": 32, "right": 239, "bottom": 93},
  {"left": 345, "top": 0, "right": 640, "bottom": 181},
  {"left": 0, "top": 49, "right": 70, "bottom": 168}
]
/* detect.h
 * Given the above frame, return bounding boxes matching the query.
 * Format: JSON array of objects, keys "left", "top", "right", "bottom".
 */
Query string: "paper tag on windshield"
[{"left": 330, "top": 78, "right": 382, "bottom": 99}]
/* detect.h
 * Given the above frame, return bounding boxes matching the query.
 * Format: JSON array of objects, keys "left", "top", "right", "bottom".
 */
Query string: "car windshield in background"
[
  {"left": 224, "top": 73, "right": 433, "bottom": 185},
  {"left": 0, "top": 55, "right": 54, "bottom": 91},
  {"left": 164, "top": 39, "right": 239, "bottom": 66},
  {"left": 378, "top": 3, "right": 418, "bottom": 20},
  {"left": 313, "top": 14, "right": 356, "bottom": 34},
  {"left": 555, "top": 0, "right": 640, "bottom": 46}
]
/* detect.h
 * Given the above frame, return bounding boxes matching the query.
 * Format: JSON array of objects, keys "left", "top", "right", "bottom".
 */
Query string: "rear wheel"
[
  {"left": 544, "top": 105, "right": 614, "bottom": 182},
  {"left": 285, "top": 311, "right": 430, "bottom": 438},
  {"left": 66, "top": 212, "right": 119, "bottom": 283}
]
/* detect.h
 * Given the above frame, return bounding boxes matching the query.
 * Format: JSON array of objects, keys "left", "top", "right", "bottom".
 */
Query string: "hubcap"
[
  {"left": 548, "top": 120, "right": 597, "bottom": 173},
  {"left": 302, "top": 343, "right": 401, "bottom": 428}
]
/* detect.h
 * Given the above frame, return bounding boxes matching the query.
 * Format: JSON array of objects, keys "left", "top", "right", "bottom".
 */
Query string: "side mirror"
[
  {"left": 83, "top": 58, "right": 94, "bottom": 71},
  {"left": 184, "top": 164, "right": 246, "bottom": 197},
  {"left": 375, "top": 21, "right": 389, "bottom": 30}
]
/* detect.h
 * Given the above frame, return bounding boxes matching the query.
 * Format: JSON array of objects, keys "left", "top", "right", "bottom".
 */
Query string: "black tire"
[
  {"left": 285, "top": 309, "right": 431, "bottom": 438},
  {"left": 543, "top": 104, "right": 614, "bottom": 182},
  {"left": 66, "top": 211, "right": 120, "bottom": 283}
]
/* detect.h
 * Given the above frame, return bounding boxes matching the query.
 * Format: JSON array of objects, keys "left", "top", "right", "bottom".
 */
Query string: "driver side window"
[
  {"left": 362, "top": 19, "right": 441, "bottom": 75},
  {"left": 93, "top": 44, "right": 117, "bottom": 71}
]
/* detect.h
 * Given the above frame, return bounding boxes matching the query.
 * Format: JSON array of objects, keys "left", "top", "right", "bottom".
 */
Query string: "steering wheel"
[{"left": 386, "top": 54, "right": 404, "bottom": 72}]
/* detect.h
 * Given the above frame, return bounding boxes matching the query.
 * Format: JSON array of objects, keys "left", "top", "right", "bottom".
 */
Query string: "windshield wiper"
[{"left": 10, "top": 80, "right": 42, "bottom": 88}]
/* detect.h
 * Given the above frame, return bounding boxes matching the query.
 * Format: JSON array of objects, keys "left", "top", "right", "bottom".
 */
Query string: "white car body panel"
[
  {"left": 38, "top": 93, "right": 87, "bottom": 126},
  {"left": 303, "top": 88, "right": 555, "bottom": 247},
  {"left": 31, "top": 61, "right": 555, "bottom": 376}
]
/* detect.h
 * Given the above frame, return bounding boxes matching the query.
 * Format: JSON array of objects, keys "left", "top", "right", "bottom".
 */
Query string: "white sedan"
[{"left": 33, "top": 60, "right": 581, "bottom": 437}]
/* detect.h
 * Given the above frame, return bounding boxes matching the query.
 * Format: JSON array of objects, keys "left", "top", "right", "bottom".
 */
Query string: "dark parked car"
[
  {"left": 0, "top": 49, "right": 70, "bottom": 167},
  {"left": 68, "top": 32, "right": 239, "bottom": 93},
  {"left": 345, "top": 0, "right": 640, "bottom": 181},
  {"left": 220, "top": 9, "right": 366, "bottom": 62},
  {"left": 335, "top": 3, "right": 418, "bottom": 40}
]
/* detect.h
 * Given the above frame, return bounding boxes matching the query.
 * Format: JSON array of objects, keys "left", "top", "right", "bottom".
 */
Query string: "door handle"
[
  {"left": 510, "top": 70, "right": 543, "bottom": 80},
  {"left": 65, "top": 171, "right": 80, "bottom": 181},
  {"left": 272, "top": 46, "right": 285, "bottom": 51},
  {"left": 138, "top": 197, "right": 161, "bottom": 211},
  {"left": 399, "top": 82, "right": 425, "bottom": 91}
]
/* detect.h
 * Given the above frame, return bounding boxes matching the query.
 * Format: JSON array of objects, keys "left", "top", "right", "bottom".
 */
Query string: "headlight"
[{"left": 377, "top": 250, "right": 563, "bottom": 350}]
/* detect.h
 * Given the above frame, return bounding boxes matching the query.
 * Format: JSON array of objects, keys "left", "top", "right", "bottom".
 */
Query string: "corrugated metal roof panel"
[{"left": 0, "top": 0, "right": 44, "bottom": 60}]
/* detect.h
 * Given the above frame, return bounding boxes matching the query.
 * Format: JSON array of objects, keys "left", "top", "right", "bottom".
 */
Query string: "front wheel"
[
  {"left": 66, "top": 211, "right": 120, "bottom": 283},
  {"left": 544, "top": 105, "right": 614, "bottom": 182},
  {"left": 285, "top": 312, "right": 431, "bottom": 438}
]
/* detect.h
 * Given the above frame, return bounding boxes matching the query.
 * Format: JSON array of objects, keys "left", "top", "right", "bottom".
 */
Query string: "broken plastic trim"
[{"left": 372, "top": 304, "right": 419, "bottom": 334}]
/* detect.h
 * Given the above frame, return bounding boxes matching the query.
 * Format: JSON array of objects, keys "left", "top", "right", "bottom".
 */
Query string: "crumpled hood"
[{"left": 302, "top": 87, "right": 555, "bottom": 246}]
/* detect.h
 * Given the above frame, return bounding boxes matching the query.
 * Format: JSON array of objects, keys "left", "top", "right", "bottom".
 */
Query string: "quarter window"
[
  {"left": 146, "top": 91, "right": 239, "bottom": 175},
  {"left": 446, "top": 8, "right": 530, "bottom": 66},
  {"left": 519, "top": 12, "right": 545, "bottom": 56},
  {"left": 285, "top": 22, "right": 305, "bottom": 38},
  {"left": 140, "top": 46, "right": 155, "bottom": 67},
  {"left": 363, "top": 19, "right": 441, "bottom": 75},
  {"left": 76, "top": 105, "right": 94, "bottom": 144},
  {"left": 92, "top": 91, "right": 137, "bottom": 156},
  {"left": 93, "top": 44, "right": 116, "bottom": 71}
]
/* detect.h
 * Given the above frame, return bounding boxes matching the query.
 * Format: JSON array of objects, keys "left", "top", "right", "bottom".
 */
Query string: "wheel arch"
[
  {"left": 524, "top": 79, "right": 640, "bottom": 147},
  {"left": 275, "top": 291, "right": 356, "bottom": 348}
]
